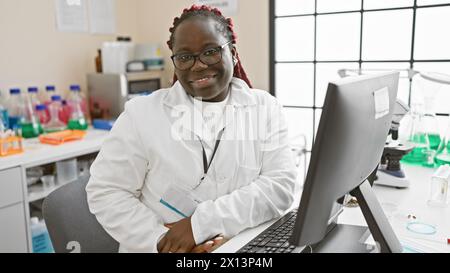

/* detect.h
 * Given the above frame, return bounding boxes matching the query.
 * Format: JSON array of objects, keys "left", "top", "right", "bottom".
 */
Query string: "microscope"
[{"left": 373, "top": 100, "right": 414, "bottom": 188}]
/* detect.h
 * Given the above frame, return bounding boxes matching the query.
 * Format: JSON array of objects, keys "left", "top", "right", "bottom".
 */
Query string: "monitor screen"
[{"left": 289, "top": 72, "right": 402, "bottom": 252}]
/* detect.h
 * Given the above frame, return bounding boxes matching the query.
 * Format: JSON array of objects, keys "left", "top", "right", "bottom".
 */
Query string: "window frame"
[{"left": 270, "top": 0, "right": 450, "bottom": 153}]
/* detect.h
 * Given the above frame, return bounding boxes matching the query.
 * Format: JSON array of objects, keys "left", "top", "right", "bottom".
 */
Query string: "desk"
[
  {"left": 215, "top": 164, "right": 450, "bottom": 253},
  {"left": 0, "top": 129, "right": 109, "bottom": 253}
]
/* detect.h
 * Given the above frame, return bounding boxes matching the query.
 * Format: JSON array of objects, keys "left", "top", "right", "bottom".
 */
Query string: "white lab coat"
[{"left": 86, "top": 77, "right": 298, "bottom": 253}]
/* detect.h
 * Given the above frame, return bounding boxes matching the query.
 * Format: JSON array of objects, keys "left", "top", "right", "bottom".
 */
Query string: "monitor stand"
[
  {"left": 302, "top": 179, "right": 403, "bottom": 253},
  {"left": 351, "top": 180, "right": 403, "bottom": 253},
  {"left": 303, "top": 224, "right": 372, "bottom": 253}
]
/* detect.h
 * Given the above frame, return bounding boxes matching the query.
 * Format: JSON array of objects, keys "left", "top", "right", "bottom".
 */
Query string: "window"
[
  {"left": 316, "top": 12, "right": 361, "bottom": 61},
  {"left": 271, "top": 0, "right": 450, "bottom": 172},
  {"left": 362, "top": 9, "right": 413, "bottom": 60},
  {"left": 414, "top": 6, "right": 450, "bottom": 60}
]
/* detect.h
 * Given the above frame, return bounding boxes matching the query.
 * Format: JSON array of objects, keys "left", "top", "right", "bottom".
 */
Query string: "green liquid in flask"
[
  {"left": 428, "top": 133, "right": 441, "bottom": 150},
  {"left": 68, "top": 118, "right": 88, "bottom": 130},
  {"left": 435, "top": 141, "right": 450, "bottom": 166},
  {"left": 21, "top": 122, "right": 42, "bottom": 138},
  {"left": 402, "top": 133, "right": 429, "bottom": 164}
]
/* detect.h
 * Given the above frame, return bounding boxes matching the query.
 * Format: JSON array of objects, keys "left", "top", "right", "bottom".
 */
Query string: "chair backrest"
[{"left": 42, "top": 175, "right": 119, "bottom": 253}]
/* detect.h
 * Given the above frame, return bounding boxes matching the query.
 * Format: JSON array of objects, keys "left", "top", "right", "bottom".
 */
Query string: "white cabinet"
[
  {"left": 0, "top": 167, "right": 27, "bottom": 252},
  {"left": 0, "top": 129, "right": 109, "bottom": 252},
  {"left": 0, "top": 167, "right": 23, "bottom": 208},
  {"left": 0, "top": 203, "right": 28, "bottom": 253}
]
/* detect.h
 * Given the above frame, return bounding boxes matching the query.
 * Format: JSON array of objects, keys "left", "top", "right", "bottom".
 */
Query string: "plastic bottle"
[
  {"left": 27, "top": 87, "right": 41, "bottom": 109},
  {"left": 20, "top": 93, "right": 42, "bottom": 138},
  {"left": 42, "top": 86, "right": 56, "bottom": 105},
  {"left": 43, "top": 95, "right": 66, "bottom": 133},
  {"left": 67, "top": 85, "right": 88, "bottom": 130},
  {"left": 35, "top": 104, "right": 50, "bottom": 126},
  {"left": 41, "top": 86, "right": 56, "bottom": 119},
  {"left": 30, "top": 217, "right": 54, "bottom": 253},
  {"left": 68, "top": 85, "right": 88, "bottom": 117},
  {"left": 7, "top": 88, "right": 25, "bottom": 131}
]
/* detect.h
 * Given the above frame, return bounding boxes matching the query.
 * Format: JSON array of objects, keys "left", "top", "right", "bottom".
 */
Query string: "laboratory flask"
[
  {"left": 43, "top": 95, "right": 66, "bottom": 133},
  {"left": 20, "top": 93, "right": 42, "bottom": 138},
  {"left": 402, "top": 104, "right": 431, "bottom": 165},
  {"left": 435, "top": 119, "right": 450, "bottom": 166}
]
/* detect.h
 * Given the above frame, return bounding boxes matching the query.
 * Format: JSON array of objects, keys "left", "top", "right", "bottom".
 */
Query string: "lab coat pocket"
[
  {"left": 160, "top": 183, "right": 202, "bottom": 219},
  {"left": 233, "top": 165, "right": 261, "bottom": 189}
]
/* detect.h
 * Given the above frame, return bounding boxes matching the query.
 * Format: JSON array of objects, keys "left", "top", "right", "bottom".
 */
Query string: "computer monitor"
[{"left": 289, "top": 72, "right": 403, "bottom": 253}]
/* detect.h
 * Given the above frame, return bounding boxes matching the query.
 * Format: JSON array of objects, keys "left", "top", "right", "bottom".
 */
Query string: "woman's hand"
[
  {"left": 190, "top": 236, "right": 227, "bottom": 253},
  {"left": 157, "top": 217, "right": 196, "bottom": 253},
  {"left": 159, "top": 218, "right": 227, "bottom": 253}
]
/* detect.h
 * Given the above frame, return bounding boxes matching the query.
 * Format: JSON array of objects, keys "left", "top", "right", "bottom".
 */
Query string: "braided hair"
[{"left": 167, "top": 5, "right": 252, "bottom": 88}]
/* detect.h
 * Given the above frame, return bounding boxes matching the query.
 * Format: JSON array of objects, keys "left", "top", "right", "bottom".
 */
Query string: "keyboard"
[{"left": 237, "top": 210, "right": 299, "bottom": 253}]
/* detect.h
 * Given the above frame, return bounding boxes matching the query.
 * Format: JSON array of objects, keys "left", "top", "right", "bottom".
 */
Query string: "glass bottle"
[
  {"left": 67, "top": 85, "right": 88, "bottom": 130},
  {"left": 42, "top": 86, "right": 56, "bottom": 120},
  {"left": 7, "top": 88, "right": 25, "bottom": 131},
  {"left": 43, "top": 95, "right": 66, "bottom": 133},
  {"left": 21, "top": 91, "right": 42, "bottom": 138},
  {"left": 27, "top": 87, "right": 41, "bottom": 109}
]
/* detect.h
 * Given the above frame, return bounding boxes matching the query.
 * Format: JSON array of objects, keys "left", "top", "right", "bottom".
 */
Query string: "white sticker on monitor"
[{"left": 374, "top": 87, "right": 390, "bottom": 119}]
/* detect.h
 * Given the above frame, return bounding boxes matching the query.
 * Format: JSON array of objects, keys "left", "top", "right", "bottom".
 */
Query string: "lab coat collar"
[
  {"left": 162, "top": 77, "right": 257, "bottom": 110},
  {"left": 162, "top": 77, "right": 256, "bottom": 140}
]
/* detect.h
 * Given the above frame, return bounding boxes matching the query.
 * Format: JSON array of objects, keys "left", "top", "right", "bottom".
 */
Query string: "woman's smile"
[{"left": 189, "top": 74, "right": 217, "bottom": 88}]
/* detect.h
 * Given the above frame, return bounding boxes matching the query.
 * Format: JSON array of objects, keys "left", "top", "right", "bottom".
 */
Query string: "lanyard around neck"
[{"left": 198, "top": 128, "right": 225, "bottom": 181}]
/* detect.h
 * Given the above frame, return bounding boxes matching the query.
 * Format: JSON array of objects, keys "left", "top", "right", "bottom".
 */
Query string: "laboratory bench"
[
  {"left": 215, "top": 164, "right": 450, "bottom": 253},
  {"left": 1, "top": 130, "right": 448, "bottom": 253},
  {"left": 0, "top": 129, "right": 109, "bottom": 253}
]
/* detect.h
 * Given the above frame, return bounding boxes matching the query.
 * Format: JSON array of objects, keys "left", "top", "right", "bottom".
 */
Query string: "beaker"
[
  {"left": 40, "top": 175, "right": 56, "bottom": 191},
  {"left": 435, "top": 119, "right": 450, "bottom": 166},
  {"left": 427, "top": 165, "right": 449, "bottom": 207}
]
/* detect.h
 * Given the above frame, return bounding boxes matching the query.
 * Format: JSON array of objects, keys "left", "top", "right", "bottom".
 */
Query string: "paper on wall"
[
  {"left": 88, "top": 0, "right": 116, "bottom": 34},
  {"left": 55, "top": 0, "right": 88, "bottom": 32}
]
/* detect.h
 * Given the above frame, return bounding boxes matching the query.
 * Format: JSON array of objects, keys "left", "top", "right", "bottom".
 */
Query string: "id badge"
[{"left": 160, "top": 183, "right": 202, "bottom": 218}]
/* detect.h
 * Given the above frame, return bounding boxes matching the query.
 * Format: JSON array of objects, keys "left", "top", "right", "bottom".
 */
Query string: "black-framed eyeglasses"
[{"left": 171, "top": 41, "right": 232, "bottom": 71}]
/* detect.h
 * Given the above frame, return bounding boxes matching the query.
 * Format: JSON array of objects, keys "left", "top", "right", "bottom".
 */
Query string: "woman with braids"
[{"left": 86, "top": 5, "right": 297, "bottom": 253}]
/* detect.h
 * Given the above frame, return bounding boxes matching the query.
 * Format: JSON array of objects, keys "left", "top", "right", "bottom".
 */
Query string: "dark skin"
[
  {"left": 172, "top": 17, "right": 236, "bottom": 102},
  {"left": 157, "top": 17, "right": 235, "bottom": 253}
]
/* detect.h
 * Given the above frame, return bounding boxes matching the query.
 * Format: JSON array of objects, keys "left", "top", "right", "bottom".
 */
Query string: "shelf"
[
  {"left": 28, "top": 182, "right": 66, "bottom": 203},
  {"left": 0, "top": 129, "right": 109, "bottom": 171}
]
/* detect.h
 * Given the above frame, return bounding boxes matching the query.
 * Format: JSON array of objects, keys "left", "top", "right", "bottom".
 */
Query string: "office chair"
[{"left": 42, "top": 175, "right": 119, "bottom": 253}]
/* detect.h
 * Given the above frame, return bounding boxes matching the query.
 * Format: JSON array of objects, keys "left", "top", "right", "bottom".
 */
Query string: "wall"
[
  {"left": 0, "top": 0, "right": 138, "bottom": 98},
  {"left": 135, "top": 0, "right": 270, "bottom": 90},
  {"left": 0, "top": 0, "right": 270, "bottom": 101}
]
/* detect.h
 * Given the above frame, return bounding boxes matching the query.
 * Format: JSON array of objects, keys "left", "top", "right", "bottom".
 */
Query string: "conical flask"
[
  {"left": 422, "top": 97, "right": 441, "bottom": 151},
  {"left": 43, "top": 95, "right": 66, "bottom": 133},
  {"left": 435, "top": 119, "right": 450, "bottom": 166},
  {"left": 402, "top": 103, "right": 432, "bottom": 164}
]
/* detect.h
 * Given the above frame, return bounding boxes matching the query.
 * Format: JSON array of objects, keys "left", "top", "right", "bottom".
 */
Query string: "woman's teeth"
[{"left": 194, "top": 77, "right": 210, "bottom": 83}]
